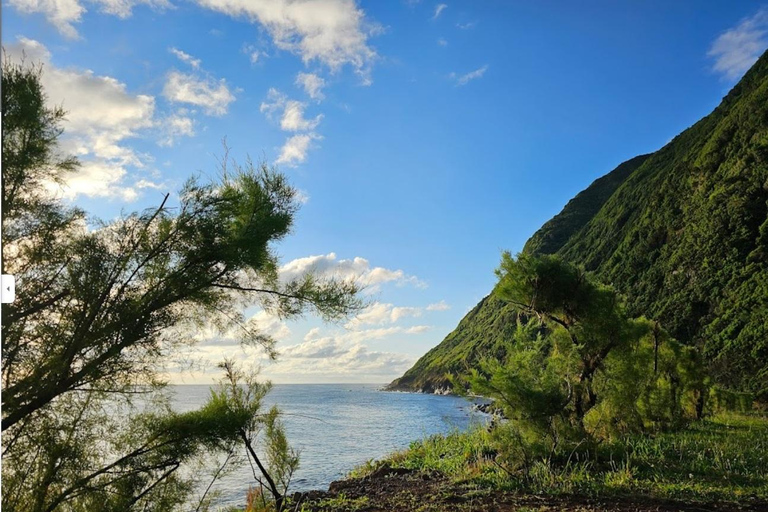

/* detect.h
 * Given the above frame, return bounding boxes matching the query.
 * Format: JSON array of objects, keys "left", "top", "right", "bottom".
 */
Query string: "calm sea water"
[{"left": 170, "top": 384, "right": 486, "bottom": 508}]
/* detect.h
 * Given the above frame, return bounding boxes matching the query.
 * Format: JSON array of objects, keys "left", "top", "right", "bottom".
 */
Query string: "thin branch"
[{"left": 195, "top": 450, "right": 234, "bottom": 512}]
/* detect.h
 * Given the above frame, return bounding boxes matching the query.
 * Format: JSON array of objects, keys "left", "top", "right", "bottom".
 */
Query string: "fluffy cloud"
[
  {"left": 267, "top": 327, "right": 417, "bottom": 378},
  {"left": 169, "top": 47, "right": 202, "bottom": 69},
  {"left": 426, "top": 300, "right": 450, "bottom": 311},
  {"left": 437, "top": 37, "right": 448, "bottom": 47},
  {"left": 296, "top": 72, "right": 326, "bottom": 101},
  {"left": 6, "top": 37, "right": 156, "bottom": 201},
  {"left": 195, "top": 0, "right": 378, "bottom": 82},
  {"left": 281, "top": 101, "right": 323, "bottom": 131},
  {"left": 57, "top": 161, "right": 138, "bottom": 201},
  {"left": 708, "top": 8, "right": 768, "bottom": 80},
  {"left": 261, "top": 88, "right": 323, "bottom": 131},
  {"left": 279, "top": 253, "right": 426, "bottom": 290},
  {"left": 163, "top": 70, "right": 236, "bottom": 116},
  {"left": 160, "top": 110, "right": 196, "bottom": 146},
  {"left": 432, "top": 3, "right": 447, "bottom": 20},
  {"left": 405, "top": 325, "right": 431, "bottom": 334},
  {"left": 8, "top": 0, "right": 379, "bottom": 81},
  {"left": 260, "top": 88, "right": 289, "bottom": 118},
  {"left": 261, "top": 88, "right": 323, "bottom": 165},
  {"left": 276, "top": 133, "right": 322, "bottom": 166},
  {"left": 197, "top": 310, "right": 291, "bottom": 347},
  {"left": 345, "top": 302, "right": 423, "bottom": 328},
  {"left": 8, "top": 0, "right": 170, "bottom": 39},
  {"left": 451, "top": 65, "right": 488, "bottom": 86}
]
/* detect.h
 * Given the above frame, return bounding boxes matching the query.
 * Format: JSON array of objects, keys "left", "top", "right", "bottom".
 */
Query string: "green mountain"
[{"left": 389, "top": 50, "right": 768, "bottom": 397}]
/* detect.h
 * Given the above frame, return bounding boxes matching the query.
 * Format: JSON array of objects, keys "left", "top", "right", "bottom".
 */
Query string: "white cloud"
[
  {"left": 260, "top": 88, "right": 288, "bottom": 117},
  {"left": 95, "top": 0, "right": 170, "bottom": 18},
  {"left": 426, "top": 300, "right": 450, "bottom": 311},
  {"left": 136, "top": 179, "right": 165, "bottom": 190},
  {"left": 432, "top": 3, "right": 447, "bottom": 20},
  {"left": 8, "top": 0, "right": 170, "bottom": 39},
  {"left": 345, "top": 302, "right": 422, "bottom": 328},
  {"left": 50, "top": 160, "right": 138, "bottom": 201},
  {"left": 163, "top": 70, "right": 236, "bottom": 116},
  {"left": 708, "top": 7, "right": 768, "bottom": 80},
  {"left": 5, "top": 37, "right": 155, "bottom": 201},
  {"left": 296, "top": 72, "right": 326, "bottom": 101},
  {"left": 391, "top": 306, "right": 422, "bottom": 322},
  {"left": 159, "top": 110, "right": 196, "bottom": 146},
  {"left": 266, "top": 327, "right": 417, "bottom": 379},
  {"left": 169, "top": 47, "right": 202, "bottom": 69},
  {"left": 9, "top": 0, "right": 84, "bottom": 38},
  {"left": 261, "top": 88, "right": 322, "bottom": 131},
  {"left": 197, "top": 310, "right": 291, "bottom": 347},
  {"left": 276, "top": 132, "right": 321, "bottom": 166},
  {"left": 437, "top": 37, "right": 448, "bottom": 47},
  {"left": 451, "top": 64, "right": 488, "bottom": 86},
  {"left": 261, "top": 88, "right": 324, "bottom": 165},
  {"left": 405, "top": 325, "right": 431, "bottom": 334},
  {"left": 250, "top": 310, "right": 292, "bottom": 341},
  {"left": 195, "top": 0, "right": 379, "bottom": 82},
  {"left": 456, "top": 21, "right": 476, "bottom": 30},
  {"left": 279, "top": 253, "right": 426, "bottom": 290},
  {"left": 281, "top": 100, "right": 323, "bottom": 131}
]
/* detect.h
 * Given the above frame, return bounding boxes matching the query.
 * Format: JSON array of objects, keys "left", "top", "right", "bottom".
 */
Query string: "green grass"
[
  {"left": 360, "top": 412, "right": 768, "bottom": 505},
  {"left": 299, "top": 494, "right": 369, "bottom": 512}
]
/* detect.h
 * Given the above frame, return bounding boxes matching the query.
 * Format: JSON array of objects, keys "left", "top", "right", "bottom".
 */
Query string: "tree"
[
  {"left": 493, "top": 251, "right": 640, "bottom": 427},
  {"left": 209, "top": 360, "right": 300, "bottom": 512},
  {"left": 465, "top": 252, "right": 700, "bottom": 449},
  {"left": 1, "top": 58, "right": 362, "bottom": 511}
]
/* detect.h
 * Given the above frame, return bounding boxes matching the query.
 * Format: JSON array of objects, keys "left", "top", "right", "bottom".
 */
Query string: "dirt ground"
[{"left": 292, "top": 467, "right": 765, "bottom": 512}]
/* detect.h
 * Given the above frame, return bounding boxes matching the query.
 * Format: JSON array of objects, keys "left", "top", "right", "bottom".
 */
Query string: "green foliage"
[
  {"left": 212, "top": 360, "right": 299, "bottom": 512},
  {"left": 1, "top": 58, "right": 358, "bottom": 511},
  {"left": 1, "top": 58, "right": 79, "bottom": 228},
  {"left": 454, "top": 254, "right": 704, "bottom": 480},
  {"left": 374, "top": 413, "right": 768, "bottom": 504},
  {"left": 524, "top": 154, "right": 651, "bottom": 255},
  {"left": 555, "top": 52, "right": 768, "bottom": 397},
  {"left": 299, "top": 494, "right": 370, "bottom": 512},
  {"left": 495, "top": 254, "right": 699, "bottom": 431},
  {"left": 392, "top": 49, "right": 768, "bottom": 400},
  {"left": 388, "top": 428, "right": 498, "bottom": 481}
]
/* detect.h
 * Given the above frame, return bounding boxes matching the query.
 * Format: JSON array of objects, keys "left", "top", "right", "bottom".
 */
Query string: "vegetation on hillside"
[
  {"left": 524, "top": 154, "right": 651, "bottom": 256},
  {"left": 341, "top": 254, "right": 766, "bottom": 512},
  {"left": 391, "top": 49, "right": 768, "bottom": 400}
]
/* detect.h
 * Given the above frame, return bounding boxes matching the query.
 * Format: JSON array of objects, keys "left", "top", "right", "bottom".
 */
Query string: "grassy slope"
[
  {"left": 297, "top": 413, "right": 767, "bottom": 511},
  {"left": 389, "top": 50, "right": 768, "bottom": 396}
]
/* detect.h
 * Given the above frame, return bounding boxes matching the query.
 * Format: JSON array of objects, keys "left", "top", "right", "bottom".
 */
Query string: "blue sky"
[{"left": 4, "top": 1, "right": 768, "bottom": 383}]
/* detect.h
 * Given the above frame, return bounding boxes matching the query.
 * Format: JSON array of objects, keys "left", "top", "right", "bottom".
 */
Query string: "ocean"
[{"left": 170, "top": 384, "right": 486, "bottom": 508}]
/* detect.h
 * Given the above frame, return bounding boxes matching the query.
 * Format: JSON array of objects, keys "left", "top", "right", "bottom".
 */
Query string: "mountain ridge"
[{"left": 389, "top": 50, "right": 768, "bottom": 397}]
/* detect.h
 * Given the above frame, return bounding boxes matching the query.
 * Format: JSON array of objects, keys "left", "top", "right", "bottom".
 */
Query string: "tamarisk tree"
[
  {"left": 1, "top": 59, "right": 362, "bottom": 511},
  {"left": 464, "top": 252, "right": 702, "bottom": 465}
]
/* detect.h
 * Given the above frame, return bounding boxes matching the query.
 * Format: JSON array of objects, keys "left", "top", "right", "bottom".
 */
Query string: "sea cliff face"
[{"left": 390, "top": 49, "right": 768, "bottom": 397}]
